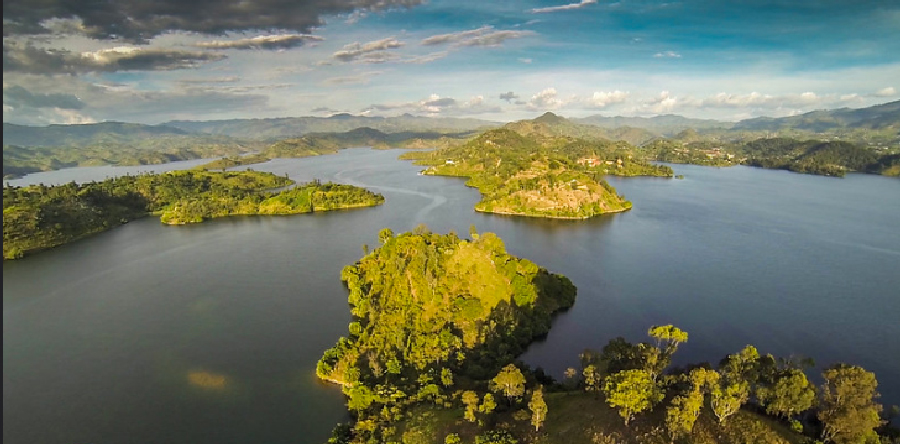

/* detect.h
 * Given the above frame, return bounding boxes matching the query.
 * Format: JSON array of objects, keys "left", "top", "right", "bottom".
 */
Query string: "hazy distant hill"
[
  {"left": 734, "top": 100, "right": 900, "bottom": 131},
  {"left": 165, "top": 114, "right": 499, "bottom": 139},
  {"left": 3, "top": 122, "right": 190, "bottom": 146},
  {"left": 505, "top": 112, "right": 659, "bottom": 145},
  {"left": 573, "top": 114, "right": 733, "bottom": 135}
]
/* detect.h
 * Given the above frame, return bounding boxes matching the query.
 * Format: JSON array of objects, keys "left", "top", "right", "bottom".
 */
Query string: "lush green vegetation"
[
  {"left": 2, "top": 135, "right": 267, "bottom": 179},
  {"left": 195, "top": 154, "right": 274, "bottom": 170},
  {"left": 401, "top": 129, "right": 672, "bottom": 219},
  {"left": 643, "top": 137, "right": 899, "bottom": 177},
  {"left": 320, "top": 244, "right": 895, "bottom": 444},
  {"left": 318, "top": 226, "right": 577, "bottom": 442},
  {"left": 3, "top": 171, "right": 383, "bottom": 259}
]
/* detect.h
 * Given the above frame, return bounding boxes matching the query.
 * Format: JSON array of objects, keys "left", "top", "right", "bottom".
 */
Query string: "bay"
[{"left": 4, "top": 149, "right": 899, "bottom": 443}]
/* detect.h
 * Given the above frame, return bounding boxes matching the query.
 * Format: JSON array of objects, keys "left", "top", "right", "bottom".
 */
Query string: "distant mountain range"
[
  {"left": 733, "top": 100, "right": 900, "bottom": 132},
  {"left": 4, "top": 100, "right": 897, "bottom": 147},
  {"left": 164, "top": 113, "right": 498, "bottom": 140},
  {"left": 3, "top": 121, "right": 191, "bottom": 147}
]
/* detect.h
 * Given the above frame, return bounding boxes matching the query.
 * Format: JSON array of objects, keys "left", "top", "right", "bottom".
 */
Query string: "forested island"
[
  {"left": 401, "top": 129, "right": 672, "bottom": 219},
  {"left": 2, "top": 171, "right": 383, "bottom": 259},
  {"left": 321, "top": 228, "right": 896, "bottom": 444}
]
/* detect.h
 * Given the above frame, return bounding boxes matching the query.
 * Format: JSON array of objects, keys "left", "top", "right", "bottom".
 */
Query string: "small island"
[
  {"left": 2, "top": 170, "right": 384, "bottom": 259},
  {"left": 402, "top": 128, "right": 672, "bottom": 219}
]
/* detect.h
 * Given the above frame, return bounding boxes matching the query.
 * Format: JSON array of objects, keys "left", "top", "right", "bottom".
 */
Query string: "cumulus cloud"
[
  {"left": 196, "top": 34, "right": 324, "bottom": 50},
  {"left": 500, "top": 91, "right": 519, "bottom": 102},
  {"left": 3, "top": 42, "right": 224, "bottom": 73},
  {"left": 645, "top": 91, "right": 678, "bottom": 113},
  {"left": 3, "top": 0, "right": 424, "bottom": 42},
  {"left": 869, "top": 86, "right": 896, "bottom": 97},
  {"left": 421, "top": 26, "right": 534, "bottom": 47},
  {"left": 586, "top": 90, "right": 629, "bottom": 108},
  {"left": 530, "top": 0, "right": 597, "bottom": 14},
  {"left": 527, "top": 87, "right": 567, "bottom": 110},
  {"left": 332, "top": 37, "right": 404, "bottom": 62}
]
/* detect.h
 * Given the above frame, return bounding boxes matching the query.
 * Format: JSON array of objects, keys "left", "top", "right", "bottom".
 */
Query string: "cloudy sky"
[{"left": 3, "top": 0, "right": 899, "bottom": 125}]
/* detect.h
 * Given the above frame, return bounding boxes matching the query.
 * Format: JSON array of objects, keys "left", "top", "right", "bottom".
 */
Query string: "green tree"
[
  {"left": 491, "top": 364, "right": 527, "bottom": 404},
  {"left": 462, "top": 390, "right": 479, "bottom": 422},
  {"left": 757, "top": 368, "right": 816, "bottom": 418},
  {"left": 583, "top": 364, "right": 602, "bottom": 395},
  {"left": 666, "top": 368, "right": 718, "bottom": 441},
  {"left": 529, "top": 386, "right": 548, "bottom": 431},
  {"left": 480, "top": 393, "right": 497, "bottom": 417},
  {"left": 378, "top": 227, "right": 394, "bottom": 244},
  {"left": 645, "top": 325, "right": 688, "bottom": 381},
  {"left": 818, "top": 365, "right": 883, "bottom": 444},
  {"left": 603, "top": 369, "right": 665, "bottom": 426},
  {"left": 710, "top": 371, "right": 748, "bottom": 425}
]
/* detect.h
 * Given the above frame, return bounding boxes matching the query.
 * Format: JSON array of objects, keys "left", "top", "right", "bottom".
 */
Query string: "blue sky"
[{"left": 3, "top": 0, "right": 899, "bottom": 125}]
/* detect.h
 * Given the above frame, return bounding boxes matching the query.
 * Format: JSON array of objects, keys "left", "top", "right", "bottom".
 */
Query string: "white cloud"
[
  {"left": 421, "top": 26, "right": 493, "bottom": 46},
  {"left": 586, "top": 90, "right": 629, "bottom": 108},
  {"left": 457, "top": 30, "right": 535, "bottom": 47},
  {"left": 332, "top": 37, "right": 404, "bottom": 62},
  {"left": 644, "top": 91, "right": 678, "bottom": 113},
  {"left": 195, "top": 34, "right": 324, "bottom": 50},
  {"left": 527, "top": 87, "right": 566, "bottom": 110},
  {"left": 870, "top": 86, "right": 896, "bottom": 97},
  {"left": 653, "top": 51, "right": 681, "bottom": 58},
  {"left": 401, "top": 51, "right": 449, "bottom": 64},
  {"left": 530, "top": 0, "right": 597, "bottom": 14},
  {"left": 421, "top": 26, "right": 534, "bottom": 47}
]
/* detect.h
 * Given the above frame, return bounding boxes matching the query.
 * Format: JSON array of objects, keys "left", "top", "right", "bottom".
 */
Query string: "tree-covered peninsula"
[
  {"left": 3, "top": 170, "right": 383, "bottom": 259},
  {"left": 643, "top": 137, "right": 900, "bottom": 177},
  {"left": 317, "top": 227, "right": 577, "bottom": 441},
  {"left": 318, "top": 234, "right": 894, "bottom": 444},
  {"left": 401, "top": 129, "right": 672, "bottom": 219}
]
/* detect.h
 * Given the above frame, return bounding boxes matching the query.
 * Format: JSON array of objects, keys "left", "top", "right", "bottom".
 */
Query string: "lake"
[{"left": 4, "top": 149, "right": 899, "bottom": 444}]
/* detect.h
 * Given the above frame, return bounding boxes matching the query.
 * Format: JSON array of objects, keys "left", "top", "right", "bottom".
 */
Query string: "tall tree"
[
  {"left": 645, "top": 325, "right": 688, "bottom": 381},
  {"left": 818, "top": 365, "right": 883, "bottom": 444},
  {"left": 528, "top": 386, "right": 548, "bottom": 431},
  {"left": 491, "top": 364, "right": 527, "bottom": 405},
  {"left": 710, "top": 372, "right": 749, "bottom": 425},
  {"left": 603, "top": 369, "right": 664, "bottom": 426},
  {"left": 757, "top": 368, "right": 817, "bottom": 419},
  {"left": 666, "top": 368, "right": 718, "bottom": 441},
  {"left": 462, "top": 390, "right": 479, "bottom": 422}
]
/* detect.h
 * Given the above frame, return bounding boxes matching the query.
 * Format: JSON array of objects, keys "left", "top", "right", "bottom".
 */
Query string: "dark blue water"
[{"left": 4, "top": 151, "right": 899, "bottom": 443}]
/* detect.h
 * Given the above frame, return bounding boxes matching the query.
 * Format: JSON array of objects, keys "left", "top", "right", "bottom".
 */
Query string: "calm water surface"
[{"left": 4, "top": 150, "right": 899, "bottom": 443}]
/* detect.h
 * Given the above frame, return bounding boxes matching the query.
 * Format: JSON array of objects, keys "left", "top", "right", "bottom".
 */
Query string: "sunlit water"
[{"left": 4, "top": 149, "right": 899, "bottom": 443}]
